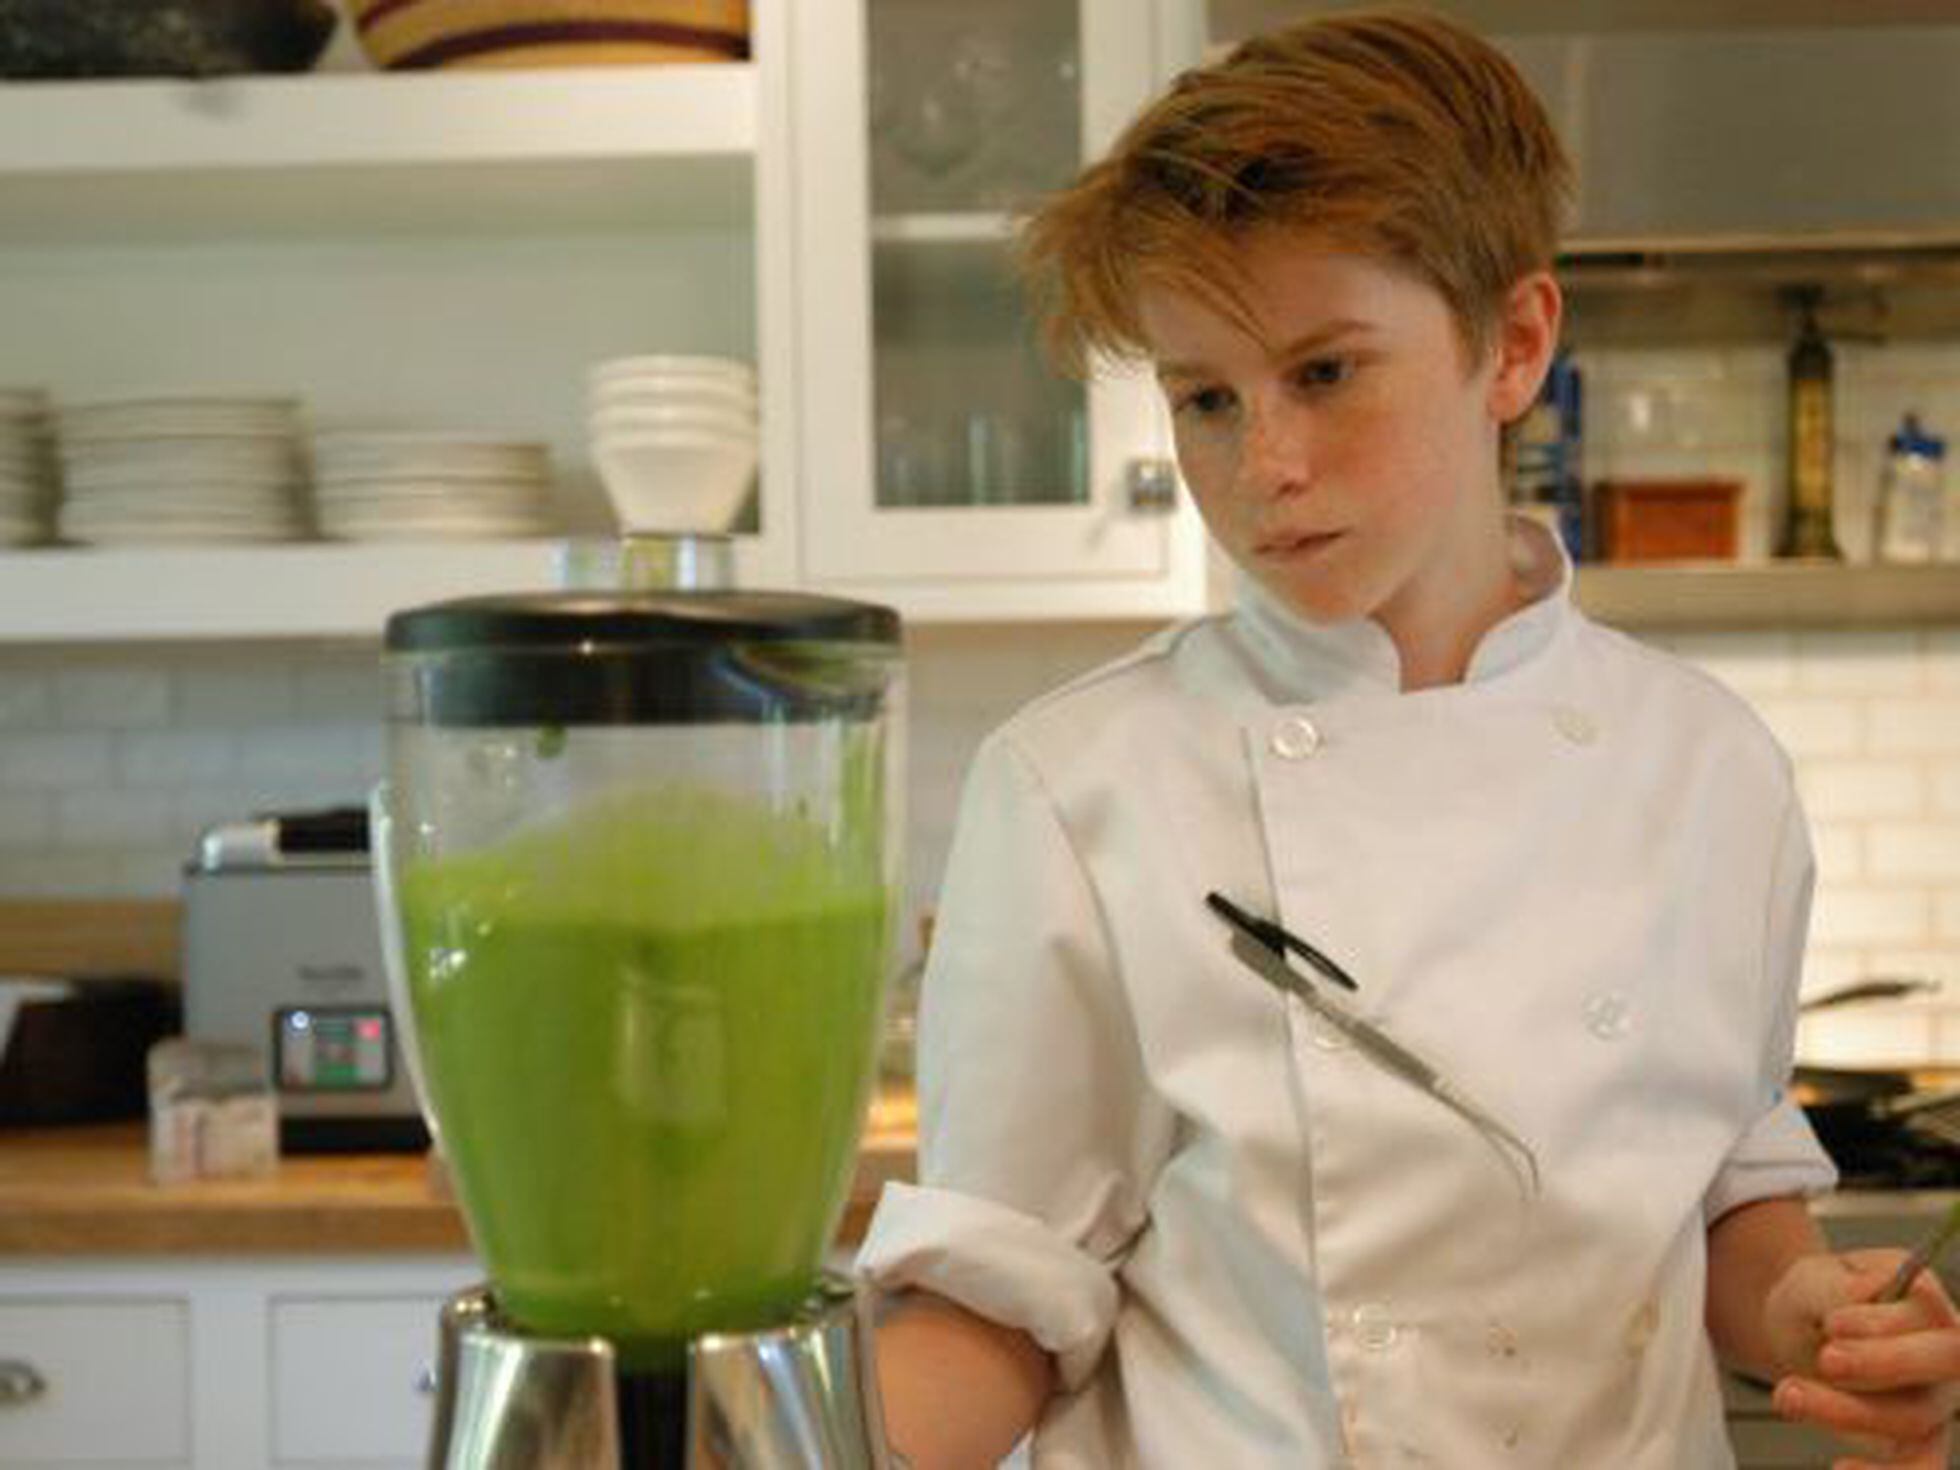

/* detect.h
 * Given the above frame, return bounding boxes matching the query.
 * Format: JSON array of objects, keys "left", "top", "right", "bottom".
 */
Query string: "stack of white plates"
[
  {"left": 311, "top": 432, "right": 555, "bottom": 541},
  {"left": 0, "top": 388, "right": 55, "bottom": 548},
  {"left": 54, "top": 396, "right": 304, "bottom": 547},
  {"left": 588, "top": 355, "right": 759, "bottom": 533}
]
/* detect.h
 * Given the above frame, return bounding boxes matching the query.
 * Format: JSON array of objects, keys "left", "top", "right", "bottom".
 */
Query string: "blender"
[{"left": 371, "top": 585, "right": 904, "bottom": 1469}]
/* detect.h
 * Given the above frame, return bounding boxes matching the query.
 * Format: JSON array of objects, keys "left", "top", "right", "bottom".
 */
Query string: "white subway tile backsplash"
[
  {"left": 296, "top": 663, "right": 385, "bottom": 723},
  {"left": 1939, "top": 891, "right": 1960, "bottom": 943},
  {"left": 1868, "top": 823, "right": 1960, "bottom": 882},
  {"left": 175, "top": 786, "right": 265, "bottom": 837},
  {"left": 1796, "top": 1001, "right": 1937, "bottom": 1068},
  {"left": 1865, "top": 949, "right": 1960, "bottom": 990},
  {"left": 1928, "top": 630, "right": 1960, "bottom": 692},
  {"left": 1668, "top": 630, "right": 1796, "bottom": 698},
  {"left": 0, "top": 851, "right": 125, "bottom": 897},
  {"left": 1798, "top": 950, "right": 1866, "bottom": 1001},
  {"left": 1792, "top": 630, "right": 1923, "bottom": 695},
  {"left": 233, "top": 726, "right": 367, "bottom": 786},
  {"left": 1800, "top": 761, "right": 1925, "bottom": 821},
  {"left": 55, "top": 789, "right": 175, "bottom": 851},
  {"left": 175, "top": 664, "right": 297, "bottom": 726},
  {"left": 0, "top": 672, "right": 52, "bottom": 730},
  {"left": 118, "top": 730, "right": 238, "bottom": 787},
  {"left": 52, "top": 668, "right": 171, "bottom": 728},
  {"left": 1933, "top": 759, "right": 1960, "bottom": 816},
  {"left": 1809, "top": 822, "right": 1863, "bottom": 884},
  {"left": 1809, "top": 886, "right": 1932, "bottom": 947},
  {"left": 0, "top": 792, "right": 52, "bottom": 851},
  {"left": 0, "top": 731, "right": 114, "bottom": 790},
  {"left": 115, "top": 849, "right": 188, "bottom": 899},
  {"left": 1866, "top": 697, "right": 1960, "bottom": 756},
  {"left": 1747, "top": 696, "right": 1863, "bottom": 758}
]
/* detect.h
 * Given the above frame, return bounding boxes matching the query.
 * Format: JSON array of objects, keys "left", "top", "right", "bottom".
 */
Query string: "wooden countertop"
[{"left": 0, "top": 1093, "right": 917, "bottom": 1257}]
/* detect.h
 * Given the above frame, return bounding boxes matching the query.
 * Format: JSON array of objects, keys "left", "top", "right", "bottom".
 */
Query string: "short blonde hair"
[{"left": 1018, "top": 8, "right": 1572, "bottom": 375}]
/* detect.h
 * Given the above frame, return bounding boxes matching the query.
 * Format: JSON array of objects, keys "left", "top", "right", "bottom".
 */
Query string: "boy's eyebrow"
[{"left": 1155, "top": 319, "right": 1377, "bottom": 381}]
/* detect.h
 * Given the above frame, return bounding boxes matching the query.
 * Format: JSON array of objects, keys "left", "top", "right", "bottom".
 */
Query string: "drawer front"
[
  {"left": 0, "top": 1298, "right": 190, "bottom": 1463},
  {"left": 271, "top": 1296, "right": 446, "bottom": 1464}
]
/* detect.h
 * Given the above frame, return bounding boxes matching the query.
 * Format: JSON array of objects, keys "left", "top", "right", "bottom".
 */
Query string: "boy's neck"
[{"left": 1377, "top": 520, "right": 1530, "bottom": 692}]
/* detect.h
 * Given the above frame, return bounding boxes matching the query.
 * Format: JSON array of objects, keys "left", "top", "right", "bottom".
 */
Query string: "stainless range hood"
[{"left": 1206, "top": 3, "right": 1960, "bottom": 257}]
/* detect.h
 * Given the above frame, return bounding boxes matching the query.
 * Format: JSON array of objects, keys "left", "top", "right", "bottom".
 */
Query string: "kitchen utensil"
[
  {"left": 1879, "top": 1197, "right": 1960, "bottom": 1303},
  {"left": 182, "top": 807, "right": 428, "bottom": 1153},
  {"left": 1206, "top": 892, "right": 1539, "bottom": 1196},
  {"left": 1800, "top": 977, "right": 1942, "bottom": 1013}
]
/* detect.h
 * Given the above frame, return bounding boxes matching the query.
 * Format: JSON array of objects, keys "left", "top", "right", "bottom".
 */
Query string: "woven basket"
[{"left": 349, "top": 0, "right": 748, "bottom": 70}]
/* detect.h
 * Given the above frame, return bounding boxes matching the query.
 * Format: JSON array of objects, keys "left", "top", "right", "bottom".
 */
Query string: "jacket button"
[
  {"left": 1270, "top": 714, "right": 1322, "bottom": 760},
  {"left": 1553, "top": 705, "right": 1598, "bottom": 745},
  {"left": 1306, "top": 1016, "right": 1350, "bottom": 1052},
  {"left": 1584, "top": 991, "right": 1633, "bottom": 1041},
  {"left": 1351, "top": 1301, "right": 1398, "bottom": 1353}
]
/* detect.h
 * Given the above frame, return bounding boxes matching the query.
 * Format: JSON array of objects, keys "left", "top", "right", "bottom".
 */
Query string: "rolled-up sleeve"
[
  {"left": 1705, "top": 788, "right": 1837, "bottom": 1223},
  {"left": 856, "top": 730, "right": 1174, "bottom": 1390}
]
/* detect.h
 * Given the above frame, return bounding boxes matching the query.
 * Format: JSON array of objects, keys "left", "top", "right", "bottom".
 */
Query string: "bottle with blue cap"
[{"left": 1873, "top": 410, "right": 1946, "bottom": 564}]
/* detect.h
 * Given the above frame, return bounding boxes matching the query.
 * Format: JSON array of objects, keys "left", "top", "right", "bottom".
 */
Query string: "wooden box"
[{"left": 1596, "top": 478, "right": 1743, "bottom": 564}]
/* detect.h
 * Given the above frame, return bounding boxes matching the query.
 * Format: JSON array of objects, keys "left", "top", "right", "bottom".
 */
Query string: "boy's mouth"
[{"left": 1257, "top": 529, "right": 1345, "bottom": 558}]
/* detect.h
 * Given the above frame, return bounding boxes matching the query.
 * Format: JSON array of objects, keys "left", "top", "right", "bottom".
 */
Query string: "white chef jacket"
[{"left": 857, "top": 518, "right": 1836, "bottom": 1468}]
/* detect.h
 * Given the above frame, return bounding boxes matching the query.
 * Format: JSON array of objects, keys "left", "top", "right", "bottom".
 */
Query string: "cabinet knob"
[
  {"left": 0, "top": 1360, "right": 46, "bottom": 1407},
  {"left": 415, "top": 1363, "right": 439, "bottom": 1396},
  {"left": 1125, "top": 458, "right": 1180, "bottom": 514}
]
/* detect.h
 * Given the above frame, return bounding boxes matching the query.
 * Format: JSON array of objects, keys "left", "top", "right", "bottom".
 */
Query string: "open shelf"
[
  {"left": 1, "top": 547, "right": 1953, "bottom": 643},
  {"left": 1574, "top": 562, "right": 1960, "bottom": 631},
  {"left": 0, "top": 66, "right": 757, "bottom": 242}
]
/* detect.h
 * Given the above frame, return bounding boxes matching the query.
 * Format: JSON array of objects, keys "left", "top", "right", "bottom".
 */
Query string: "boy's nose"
[{"left": 1236, "top": 402, "right": 1311, "bottom": 499}]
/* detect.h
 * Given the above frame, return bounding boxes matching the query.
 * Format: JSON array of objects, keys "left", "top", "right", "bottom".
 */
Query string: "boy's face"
[{"left": 1138, "top": 230, "right": 1552, "bottom": 639}]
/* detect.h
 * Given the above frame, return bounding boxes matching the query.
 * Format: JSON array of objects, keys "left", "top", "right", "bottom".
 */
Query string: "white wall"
[{"left": 0, "top": 619, "right": 1956, "bottom": 1066}]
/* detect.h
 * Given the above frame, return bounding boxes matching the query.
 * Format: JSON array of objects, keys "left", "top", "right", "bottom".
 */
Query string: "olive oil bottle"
[{"left": 1778, "top": 287, "right": 1842, "bottom": 560}]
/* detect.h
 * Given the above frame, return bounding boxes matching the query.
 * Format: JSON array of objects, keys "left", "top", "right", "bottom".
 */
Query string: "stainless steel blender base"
[{"left": 430, "top": 1275, "right": 896, "bottom": 1470}]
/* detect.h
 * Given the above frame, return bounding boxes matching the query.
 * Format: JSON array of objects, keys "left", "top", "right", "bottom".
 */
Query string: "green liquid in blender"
[{"left": 398, "top": 788, "right": 890, "bottom": 1370}]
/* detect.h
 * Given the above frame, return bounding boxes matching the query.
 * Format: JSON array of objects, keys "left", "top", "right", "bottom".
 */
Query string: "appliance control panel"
[{"left": 275, "top": 1006, "right": 393, "bottom": 1092}]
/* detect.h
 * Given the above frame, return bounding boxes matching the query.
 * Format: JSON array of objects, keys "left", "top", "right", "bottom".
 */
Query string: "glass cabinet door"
[
  {"left": 796, "top": 0, "right": 1207, "bottom": 603},
  {"left": 866, "top": 0, "right": 1086, "bottom": 513}
]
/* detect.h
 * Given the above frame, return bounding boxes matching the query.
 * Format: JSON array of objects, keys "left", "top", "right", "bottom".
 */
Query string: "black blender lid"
[
  {"left": 386, "top": 590, "right": 899, "bottom": 653},
  {"left": 384, "top": 590, "right": 902, "bottom": 727}
]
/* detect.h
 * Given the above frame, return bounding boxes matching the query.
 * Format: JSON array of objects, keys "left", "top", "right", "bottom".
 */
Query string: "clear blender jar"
[{"left": 373, "top": 590, "right": 901, "bottom": 1376}]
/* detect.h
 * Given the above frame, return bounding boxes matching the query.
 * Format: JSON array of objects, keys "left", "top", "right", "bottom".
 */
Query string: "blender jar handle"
[{"left": 369, "top": 780, "right": 441, "bottom": 1147}]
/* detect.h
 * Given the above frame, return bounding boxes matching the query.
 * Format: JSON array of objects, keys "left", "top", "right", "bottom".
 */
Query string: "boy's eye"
[
  {"left": 1293, "top": 356, "right": 1352, "bottom": 390},
  {"left": 1174, "top": 386, "right": 1236, "bottom": 419}
]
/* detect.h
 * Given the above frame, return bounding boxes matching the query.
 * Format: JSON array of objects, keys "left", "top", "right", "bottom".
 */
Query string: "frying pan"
[{"left": 1793, "top": 979, "right": 1942, "bottom": 1166}]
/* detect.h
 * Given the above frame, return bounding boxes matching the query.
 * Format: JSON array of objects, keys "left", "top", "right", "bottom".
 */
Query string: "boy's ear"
[{"left": 1484, "top": 271, "right": 1563, "bottom": 424}]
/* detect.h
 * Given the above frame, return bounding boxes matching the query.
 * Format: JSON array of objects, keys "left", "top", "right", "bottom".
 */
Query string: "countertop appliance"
[
  {"left": 378, "top": 586, "right": 904, "bottom": 1467},
  {"left": 181, "top": 806, "right": 427, "bottom": 1153}
]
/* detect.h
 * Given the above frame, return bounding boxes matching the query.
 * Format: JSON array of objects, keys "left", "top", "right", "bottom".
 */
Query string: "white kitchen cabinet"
[
  {"left": 0, "top": 12, "right": 800, "bottom": 643},
  {"left": 0, "top": 0, "right": 1220, "bottom": 643},
  {"left": 792, "top": 0, "right": 1215, "bottom": 621},
  {"left": 0, "top": 1296, "right": 191, "bottom": 1465},
  {"left": 0, "top": 1256, "right": 476, "bottom": 1470}
]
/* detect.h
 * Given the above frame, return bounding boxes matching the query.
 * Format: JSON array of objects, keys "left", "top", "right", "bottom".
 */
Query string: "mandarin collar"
[{"left": 1230, "top": 514, "right": 1575, "bottom": 703}]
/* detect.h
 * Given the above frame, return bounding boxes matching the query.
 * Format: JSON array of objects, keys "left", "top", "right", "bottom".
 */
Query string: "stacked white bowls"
[
  {"left": 588, "top": 355, "right": 758, "bottom": 533},
  {"left": 55, "top": 396, "right": 305, "bottom": 546},
  {"left": 0, "top": 388, "right": 55, "bottom": 548},
  {"left": 310, "top": 432, "right": 556, "bottom": 541}
]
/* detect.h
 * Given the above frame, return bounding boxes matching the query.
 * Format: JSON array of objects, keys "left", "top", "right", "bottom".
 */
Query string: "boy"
[{"left": 858, "top": 12, "right": 1960, "bottom": 1467}]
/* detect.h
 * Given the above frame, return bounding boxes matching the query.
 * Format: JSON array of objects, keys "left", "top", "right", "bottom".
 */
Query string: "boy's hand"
[{"left": 1764, "top": 1249, "right": 1960, "bottom": 1468}]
